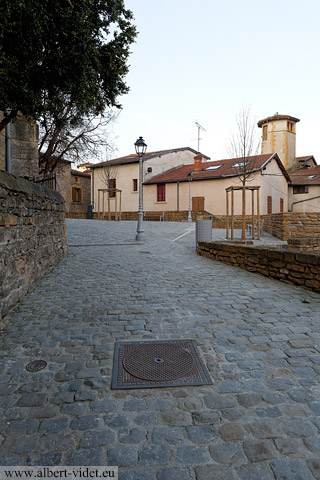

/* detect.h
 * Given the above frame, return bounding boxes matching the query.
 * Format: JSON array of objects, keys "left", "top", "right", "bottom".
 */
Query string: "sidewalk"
[{"left": 1, "top": 219, "right": 320, "bottom": 479}]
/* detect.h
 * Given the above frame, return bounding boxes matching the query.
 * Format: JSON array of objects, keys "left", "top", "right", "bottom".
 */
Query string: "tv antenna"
[{"left": 195, "top": 122, "right": 206, "bottom": 151}]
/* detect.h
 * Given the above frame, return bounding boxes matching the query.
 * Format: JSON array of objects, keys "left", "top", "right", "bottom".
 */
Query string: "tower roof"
[{"left": 258, "top": 114, "right": 300, "bottom": 128}]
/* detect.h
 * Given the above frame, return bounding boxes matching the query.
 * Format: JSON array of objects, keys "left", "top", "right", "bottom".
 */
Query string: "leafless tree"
[
  {"left": 98, "top": 161, "right": 119, "bottom": 191},
  {"left": 227, "top": 105, "right": 260, "bottom": 186},
  {"left": 226, "top": 105, "right": 261, "bottom": 239},
  {"left": 39, "top": 108, "right": 119, "bottom": 174}
]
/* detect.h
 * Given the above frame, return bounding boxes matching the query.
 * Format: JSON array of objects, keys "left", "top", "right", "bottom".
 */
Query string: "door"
[{"left": 192, "top": 197, "right": 204, "bottom": 211}]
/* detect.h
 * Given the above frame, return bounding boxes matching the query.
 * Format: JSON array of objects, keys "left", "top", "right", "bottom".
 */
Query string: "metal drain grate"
[
  {"left": 112, "top": 339, "right": 213, "bottom": 389},
  {"left": 26, "top": 360, "right": 47, "bottom": 372}
]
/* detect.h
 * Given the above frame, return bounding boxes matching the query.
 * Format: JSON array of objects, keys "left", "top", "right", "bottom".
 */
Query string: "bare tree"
[
  {"left": 226, "top": 105, "right": 261, "bottom": 239},
  {"left": 98, "top": 161, "right": 119, "bottom": 191},
  {"left": 39, "top": 108, "right": 119, "bottom": 173},
  {"left": 227, "top": 105, "right": 260, "bottom": 186},
  {"left": 97, "top": 160, "right": 120, "bottom": 219}
]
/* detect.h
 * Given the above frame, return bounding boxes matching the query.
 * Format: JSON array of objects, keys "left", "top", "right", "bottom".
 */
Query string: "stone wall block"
[
  {"left": 197, "top": 241, "right": 320, "bottom": 294},
  {"left": 0, "top": 171, "right": 67, "bottom": 318}
]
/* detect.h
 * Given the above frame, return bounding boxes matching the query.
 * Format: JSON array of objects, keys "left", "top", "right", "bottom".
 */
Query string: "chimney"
[{"left": 194, "top": 155, "right": 202, "bottom": 172}]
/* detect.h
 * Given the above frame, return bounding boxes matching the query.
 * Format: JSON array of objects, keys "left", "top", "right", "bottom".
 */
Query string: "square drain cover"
[{"left": 112, "top": 339, "right": 213, "bottom": 389}]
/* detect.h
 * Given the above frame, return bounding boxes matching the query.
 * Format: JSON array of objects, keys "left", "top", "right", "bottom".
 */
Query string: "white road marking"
[{"left": 172, "top": 226, "right": 195, "bottom": 242}]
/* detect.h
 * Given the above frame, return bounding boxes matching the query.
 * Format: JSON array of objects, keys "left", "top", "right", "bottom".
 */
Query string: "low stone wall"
[
  {"left": 211, "top": 215, "right": 248, "bottom": 229},
  {"left": 263, "top": 212, "right": 320, "bottom": 241},
  {"left": 93, "top": 210, "right": 210, "bottom": 222},
  {"left": 0, "top": 171, "right": 67, "bottom": 318},
  {"left": 197, "top": 241, "right": 320, "bottom": 293},
  {"left": 287, "top": 237, "right": 320, "bottom": 252},
  {"left": 212, "top": 212, "right": 320, "bottom": 244}
]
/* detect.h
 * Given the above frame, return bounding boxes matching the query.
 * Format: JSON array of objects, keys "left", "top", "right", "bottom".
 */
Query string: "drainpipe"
[
  {"left": 177, "top": 181, "right": 179, "bottom": 211},
  {"left": 5, "top": 117, "right": 12, "bottom": 173},
  {"left": 91, "top": 168, "right": 94, "bottom": 208},
  {"left": 289, "top": 195, "right": 320, "bottom": 212}
]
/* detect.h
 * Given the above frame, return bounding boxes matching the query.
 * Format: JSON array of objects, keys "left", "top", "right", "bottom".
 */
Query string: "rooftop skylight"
[
  {"left": 205, "top": 164, "right": 223, "bottom": 171},
  {"left": 232, "top": 161, "right": 250, "bottom": 168},
  {"left": 308, "top": 175, "right": 317, "bottom": 179}
]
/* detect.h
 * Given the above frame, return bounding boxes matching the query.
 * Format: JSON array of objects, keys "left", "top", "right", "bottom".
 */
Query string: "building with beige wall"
[
  {"left": 90, "top": 147, "right": 210, "bottom": 216},
  {"left": 289, "top": 164, "right": 320, "bottom": 212},
  {"left": 258, "top": 113, "right": 300, "bottom": 171},
  {"left": 257, "top": 113, "right": 320, "bottom": 214},
  {"left": 144, "top": 153, "right": 290, "bottom": 216},
  {"left": 90, "top": 113, "right": 320, "bottom": 220}
]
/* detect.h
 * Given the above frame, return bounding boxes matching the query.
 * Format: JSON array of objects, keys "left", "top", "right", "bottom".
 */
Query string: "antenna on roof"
[{"left": 195, "top": 122, "right": 206, "bottom": 151}]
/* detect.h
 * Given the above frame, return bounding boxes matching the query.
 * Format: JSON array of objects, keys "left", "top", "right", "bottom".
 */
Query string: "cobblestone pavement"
[{"left": 1, "top": 219, "right": 320, "bottom": 479}]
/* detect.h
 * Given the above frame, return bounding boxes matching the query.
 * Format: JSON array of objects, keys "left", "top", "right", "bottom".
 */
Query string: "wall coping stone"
[{"left": 0, "top": 170, "right": 64, "bottom": 205}]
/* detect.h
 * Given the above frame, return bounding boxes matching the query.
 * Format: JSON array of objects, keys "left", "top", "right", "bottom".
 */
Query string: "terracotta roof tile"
[
  {"left": 289, "top": 165, "right": 320, "bottom": 185},
  {"left": 258, "top": 114, "right": 300, "bottom": 127},
  {"left": 90, "top": 147, "right": 210, "bottom": 168},
  {"left": 144, "top": 153, "right": 286, "bottom": 184}
]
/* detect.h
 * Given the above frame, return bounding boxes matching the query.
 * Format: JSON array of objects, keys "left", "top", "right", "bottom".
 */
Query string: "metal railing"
[{"left": 33, "top": 173, "right": 57, "bottom": 191}]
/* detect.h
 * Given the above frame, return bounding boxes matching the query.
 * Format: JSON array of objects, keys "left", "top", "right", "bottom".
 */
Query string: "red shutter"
[
  {"left": 157, "top": 184, "right": 166, "bottom": 202},
  {"left": 280, "top": 198, "right": 284, "bottom": 212},
  {"left": 109, "top": 179, "right": 116, "bottom": 198},
  {"left": 133, "top": 179, "right": 138, "bottom": 192}
]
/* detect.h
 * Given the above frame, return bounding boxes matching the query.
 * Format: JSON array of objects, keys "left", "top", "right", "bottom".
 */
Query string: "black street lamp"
[{"left": 135, "top": 136, "right": 147, "bottom": 241}]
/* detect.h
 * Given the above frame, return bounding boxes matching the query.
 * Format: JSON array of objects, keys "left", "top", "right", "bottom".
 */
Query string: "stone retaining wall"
[
  {"left": 212, "top": 212, "right": 320, "bottom": 244},
  {"left": 263, "top": 212, "right": 320, "bottom": 240},
  {"left": 287, "top": 237, "right": 320, "bottom": 252},
  {"left": 197, "top": 241, "right": 320, "bottom": 293},
  {"left": 0, "top": 171, "right": 67, "bottom": 318},
  {"left": 93, "top": 210, "right": 210, "bottom": 222}
]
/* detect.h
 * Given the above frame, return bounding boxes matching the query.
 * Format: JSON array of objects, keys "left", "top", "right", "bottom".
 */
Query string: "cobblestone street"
[{"left": 1, "top": 219, "right": 320, "bottom": 479}]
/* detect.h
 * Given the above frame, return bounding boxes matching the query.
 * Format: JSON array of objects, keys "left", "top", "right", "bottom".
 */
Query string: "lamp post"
[
  {"left": 187, "top": 172, "right": 192, "bottom": 222},
  {"left": 135, "top": 136, "right": 147, "bottom": 241}
]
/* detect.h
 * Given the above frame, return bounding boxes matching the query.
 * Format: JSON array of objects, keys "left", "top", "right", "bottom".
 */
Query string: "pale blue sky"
[{"left": 109, "top": 0, "right": 320, "bottom": 163}]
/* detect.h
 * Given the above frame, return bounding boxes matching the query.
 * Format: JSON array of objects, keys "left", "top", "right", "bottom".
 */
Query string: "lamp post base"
[{"left": 136, "top": 231, "right": 145, "bottom": 242}]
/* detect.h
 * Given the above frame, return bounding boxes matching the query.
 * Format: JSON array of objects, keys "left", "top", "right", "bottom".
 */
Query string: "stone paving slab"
[{"left": 1, "top": 219, "right": 320, "bottom": 479}]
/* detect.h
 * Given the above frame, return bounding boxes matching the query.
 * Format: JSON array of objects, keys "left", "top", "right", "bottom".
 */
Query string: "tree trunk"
[
  {"left": 42, "top": 128, "right": 62, "bottom": 174},
  {"left": 241, "top": 186, "right": 246, "bottom": 240}
]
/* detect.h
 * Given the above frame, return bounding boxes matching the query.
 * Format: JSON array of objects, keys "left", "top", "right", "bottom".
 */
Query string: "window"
[
  {"left": 267, "top": 196, "right": 272, "bottom": 214},
  {"left": 72, "top": 186, "right": 82, "bottom": 203},
  {"left": 293, "top": 185, "right": 308, "bottom": 194},
  {"left": 73, "top": 176, "right": 79, "bottom": 183},
  {"left": 205, "top": 164, "right": 223, "bottom": 171},
  {"left": 287, "top": 121, "right": 294, "bottom": 132},
  {"left": 280, "top": 198, "right": 284, "bottom": 213},
  {"left": 232, "top": 161, "right": 250, "bottom": 168},
  {"left": 157, "top": 184, "right": 166, "bottom": 202},
  {"left": 262, "top": 125, "right": 268, "bottom": 141},
  {"left": 109, "top": 179, "right": 116, "bottom": 198},
  {"left": 133, "top": 179, "right": 138, "bottom": 192}
]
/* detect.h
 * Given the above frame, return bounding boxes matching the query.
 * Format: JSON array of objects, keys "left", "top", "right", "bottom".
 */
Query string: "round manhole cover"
[
  {"left": 122, "top": 344, "right": 195, "bottom": 381},
  {"left": 26, "top": 360, "right": 47, "bottom": 372}
]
